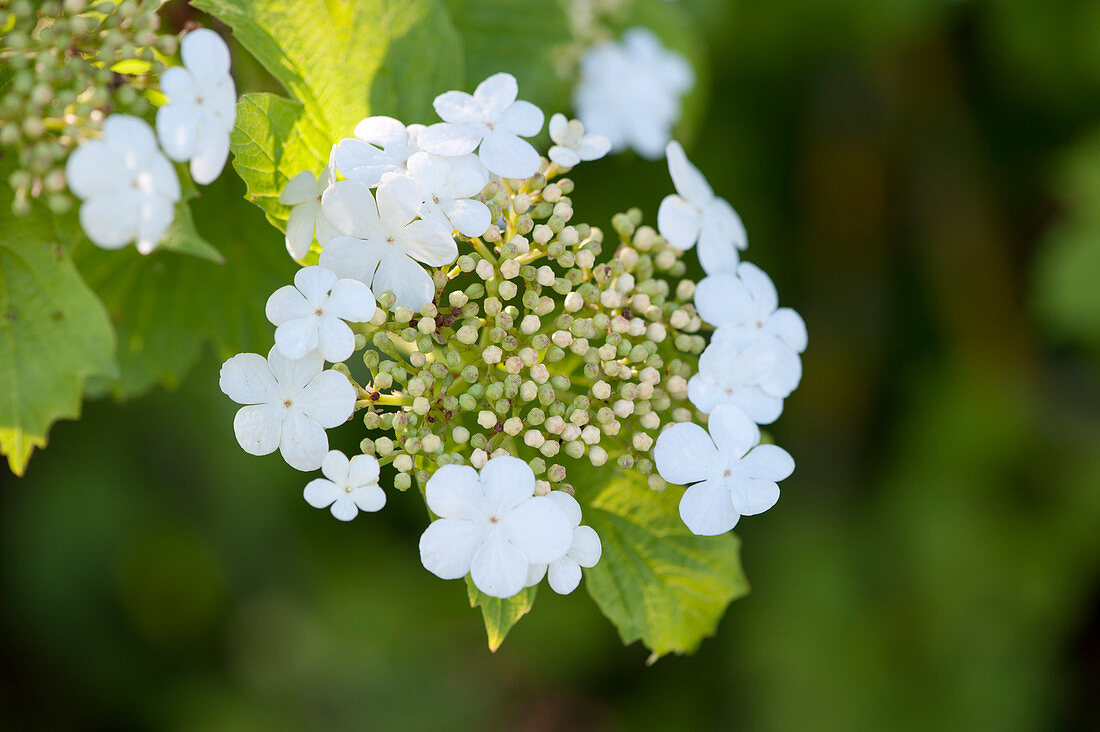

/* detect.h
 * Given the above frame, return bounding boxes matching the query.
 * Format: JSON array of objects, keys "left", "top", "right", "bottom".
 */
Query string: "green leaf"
[
  {"left": 579, "top": 469, "right": 750, "bottom": 659},
  {"left": 0, "top": 213, "right": 117, "bottom": 475},
  {"left": 465, "top": 576, "right": 538, "bottom": 652},
  {"left": 158, "top": 201, "right": 225, "bottom": 264}
]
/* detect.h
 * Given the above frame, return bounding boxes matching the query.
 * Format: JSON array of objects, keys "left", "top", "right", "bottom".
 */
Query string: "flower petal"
[
  {"left": 219, "top": 353, "right": 278, "bottom": 404},
  {"left": 678, "top": 478, "right": 739, "bottom": 536},
  {"left": 505, "top": 496, "right": 573, "bottom": 564},
  {"left": 325, "top": 279, "right": 376, "bottom": 322},
  {"left": 321, "top": 181, "right": 382, "bottom": 239},
  {"left": 347, "top": 453, "right": 381, "bottom": 488},
  {"left": 278, "top": 411, "right": 328, "bottom": 471},
  {"left": 296, "top": 370, "right": 355, "bottom": 428},
  {"left": 303, "top": 478, "right": 341, "bottom": 509},
  {"left": 351, "top": 484, "right": 386, "bottom": 513},
  {"left": 768, "top": 308, "right": 808, "bottom": 353},
  {"left": 320, "top": 449, "right": 350, "bottom": 484},
  {"left": 569, "top": 525, "right": 602, "bottom": 567},
  {"left": 329, "top": 496, "right": 360, "bottom": 521},
  {"left": 375, "top": 175, "right": 424, "bottom": 231},
  {"left": 333, "top": 137, "right": 396, "bottom": 186},
  {"left": 318, "top": 237, "right": 384, "bottom": 288},
  {"left": 728, "top": 477, "right": 780, "bottom": 517},
  {"left": 353, "top": 115, "right": 408, "bottom": 148},
  {"left": 526, "top": 563, "right": 547, "bottom": 587},
  {"left": 497, "top": 100, "right": 543, "bottom": 137},
  {"left": 708, "top": 403, "right": 761, "bottom": 457},
  {"left": 698, "top": 200, "right": 744, "bottom": 276},
  {"left": 425, "top": 464, "right": 486, "bottom": 520},
  {"left": 479, "top": 131, "right": 540, "bottom": 179},
  {"left": 397, "top": 219, "right": 458, "bottom": 267},
  {"left": 480, "top": 456, "right": 535, "bottom": 512},
  {"left": 284, "top": 201, "right": 319, "bottom": 259},
  {"left": 686, "top": 374, "right": 727, "bottom": 414},
  {"left": 417, "top": 123, "right": 481, "bottom": 156},
  {"left": 317, "top": 315, "right": 354, "bottom": 363},
  {"left": 279, "top": 170, "right": 318, "bottom": 205},
  {"left": 420, "top": 518, "right": 485, "bottom": 579},
  {"left": 653, "top": 422, "right": 720, "bottom": 485},
  {"left": 432, "top": 90, "right": 480, "bottom": 125},
  {"left": 549, "top": 113, "right": 568, "bottom": 142},
  {"left": 233, "top": 403, "right": 283, "bottom": 457},
  {"left": 65, "top": 140, "right": 124, "bottom": 199},
  {"left": 274, "top": 317, "right": 320, "bottom": 361},
  {"left": 549, "top": 145, "right": 581, "bottom": 168},
  {"left": 665, "top": 140, "right": 712, "bottom": 205},
  {"left": 737, "top": 262, "right": 778, "bottom": 316},
  {"left": 545, "top": 490, "right": 582, "bottom": 527},
  {"left": 694, "top": 274, "right": 755, "bottom": 329},
  {"left": 181, "top": 28, "right": 231, "bottom": 84},
  {"left": 445, "top": 198, "right": 491, "bottom": 238},
  {"left": 134, "top": 195, "right": 174, "bottom": 254},
  {"left": 547, "top": 558, "right": 582, "bottom": 595},
  {"left": 657, "top": 194, "right": 701, "bottom": 250},
  {"left": 155, "top": 103, "right": 199, "bottom": 162},
  {"left": 733, "top": 387, "right": 784, "bottom": 425},
  {"left": 739, "top": 444, "right": 795, "bottom": 483},
  {"left": 473, "top": 72, "right": 518, "bottom": 119},
  {"left": 80, "top": 193, "right": 139, "bottom": 249},
  {"left": 189, "top": 121, "right": 230, "bottom": 184},
  {"left": 578, "top": 133, "right": 611, "bottom": 161},
  {"left": 294, "top": 265, "right": 338, "bottom": 304},
  {"left": 102, "top": 114, "right": 159, "bottom": 168},
  {"left": 265, "top": 284, "right": 311, "bottom": 325},
  {"left": 470, "top": 528, "right": 529, "bottom": 599},
  {"left": 267, "top": 346, "right": 322, "bottom": 393},
  {"left": 159, "top": 65, "right": 195, "bottom": 102},
  {"left": 370, "top": 249, "right": 434, "bottom": 310}
]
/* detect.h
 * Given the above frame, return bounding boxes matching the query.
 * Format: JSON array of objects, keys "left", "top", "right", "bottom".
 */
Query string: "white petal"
[
  {"left": 526, "top": 563, "right": 547, "bottom": 587},
  {"left": 548, "top": 145, "right": 581, "bottom": 168},
  {"left": 325, "top": 279, "right": 375, "bottom": 322},
  {"left": 233, "top": 403, "right": 283, "bottom": 456},
  {"left": 768, "top": 308, "right": 808, "bottom": 353},
  {"left": 432, "top": 90, "right": 480, "bottom": 125},
  {"left": 568, "top": 525, "right": 602, "bottom": 567},
  {"left": 694, "top": 274, "right": 755, "bottom": 329},
  {"left": 739, "top": 444, "right": 795, "bottom": 482},
  {"left": 329, "top": 496, "right": 361, "bottom": 521},
  {"left": 265, "top": 284, "right": 311, "bottom": 325},
  {"left": 294, "top": 265, "right": 338, "bottom": 303},
  {"left": 757, "top": 345, "right": 802, "bottom": 397},
  {"left": 578, "top": 134, "right": 611, "bottom": 161},
  {"left": 470, "top": 529, "right": 528, "bottom": 599},
  {"left": 80, "top": 193, "right": 139, "bottom": 249},
  {"left": 733, "top": 387, "right": 784, "bottom": 425},
  {"left": 686, "top": 374, "right": 726, "bottom": 414},
  {"left": 679, "top": 478, "right": 739, "bottom": 536},
  {"left": 420, "top": 518, "right": 485, "bottom": 579},
  {"left": 417, "top": 123, "right": 481, "bottom": 156},
  {"left": 353, "top": 115, "right": 407, "bottom": 147},
  {"left": 321, "top": 181, "right": 382, "bottom": 239},
  {"left": 146, "top": 152, "right": 181, "bottom": 201},
  {"left": 405, "top": 151, "right": 449, "bottom": 191},
  {"left": 317, "top": 315, "right": 354, "bottom": 363},
  {"left": 657, "top": 195, "right": 701, "bottom": 250},
  {"left": 278, "top": 411, "right": 328, "bottom": 471},
  {"left": 65, "top": 140, "right": 124, "bottom": 199},
  {"left": 496, "top": 100, "right": 543, "bottom": 137},
  {"left": 666, "top": 141, "right": 713, "bottom": 205},
  {"left": 266, "top": 346, "right": 322, "bottom": 392},
  {"left": 350, "top": 484, "right": 386, "bottom": 513},
  {"left": 443, "top": 198, "right": 490, "bottom": 238},
  {"left": 708, "top": 403, "right": 761, "bottom": 457},
  {"left": 505, "top": 496, "right": 573, "bottom": 564},
  {"left": 297, "top": 370, "right": 355, "bottom": 428},
  {"left": 303, "top": 478, "right": 341, "bottom": 509},
  {"left": 653, "top": 422, "right": 720, "bottom": 485},
  {"left": 478, "top": 131, "right": 540, "bottom": 179},
  {"left": 207, "top": 75, "right": 237, "bottom": 128},
  {"left": 189, "top": 121, "right": 230, "bottom": 184},
  {"left": 135, "top": 195, "right": 174, "bottom": 254},
  {"left": 320, "top": 449, "right": 350, "bottom": 484},
  {"left": 274, "top": 317, "right": 319, "bottom": 361},
  {"left": 333, "top": 138, "right": 396, "bottom": 186},
  {"left": 219, "top": 353, "right": 278, "bottom": 404},
  {"left": 698, "top": 201, "right": 744, "bottom": 276},
  {"left": 347, "top": 453, "right": 381, "bottom": 488},
  {"left": 473, "top": 72, "right": 518, "bottom": 120},
  {"left": 318, "top": 237, "right": 384, "bottom": 287},
  {"left": 425, "top": 464, "right": 486, "bottom": 520},
  {"left": 159, "top": 65, "right": 195, "bottom": 102},
  {"left": 737, "top": 262, "right": 778, "bottom": 315},
  {"left": 549, "top": 113, "right": 568, "bottom": 142},
  {"left": 375, "top": 175, "right": 424, "bottom": 231},
  {"left": 397, "top": 219, "right": 458, "bottom": 267},
  {"left": 102, "top": 114, "right": 158, "bottom": 167},
  {"left": 284, "top": 202, "right": 319, "bottom": 260},
  {"left": 370, "top": 249, "right": 434, "bottom": 310},
  {"left": 728, "top": 477, "right": 780, "bottom": 517},
  {"left": 181, "top": 28, "right": 231, "bottom": 83},
  {"left": 279, "top": 170, "right": 319, "bottom": 205},
  {"left": 547, "top": 558, "right": 582, "bottom": 595},
  {"left": 315, "top": 213, "right": 341, "bottom": 247},
  {"left": 480, "top": 456, "right": 535, "bottom": 512},
  {"left": 545, "top": 490, "right": 582, "bottom": 527},
  {"left": 155, "top": 103, "right": 199, "bottom": 162}
]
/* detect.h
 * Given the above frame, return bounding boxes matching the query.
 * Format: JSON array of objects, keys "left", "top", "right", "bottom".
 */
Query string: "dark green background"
[{"left": 4, "top": 0, "right": 1100, "bottom": 728}]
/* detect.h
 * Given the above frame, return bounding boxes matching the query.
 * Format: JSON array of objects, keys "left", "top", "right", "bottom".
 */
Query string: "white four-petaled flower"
[
  {"left": 333, "top": 116, "right": 425, "bottom": 186},
  {"left": 304, "top": 450, "right": 386, "bottom": 521},
  {"left": 279, "top": 154, "right": 340, "bottom": 260},
  {"left": 403, "top": 151, "right": 491, "bottom": 237},
  {"left": 65, "top": 114, "right": 180, "bottom": 254},
  {"left": 524, "top": 490, "right": 602, "bottom": 595},
  {"left": 418, "top": 456, "right": 573, "bottom": 599},
  {"left": 658, "top": 141, "right": 746, "bottom": 275},
  {"left": 265, "top": 266, "right": 376, "bottom": 363},
  {"left": 654, "top": 403, "right": 794, "bottom": 536},
  {"left": 687, "top": 336, "right": 801, "bottom": 424},
  {"left": 694, "top": 262, "right": 808, "bottom": 354},
  {"left": 155, "top": 28, "right": 237, "bottom": 185},
  {"left": 547, "top": 114, "right": 611, "bottom": 168},
  {"left": 319, "top": 176, "right": 456, "bottom": 310},
  {"left": 419, "top": 72, "right": 544, "bottom": 179},
  {"left": 219, "top": 347, "right": 356, "bottom": 471}
]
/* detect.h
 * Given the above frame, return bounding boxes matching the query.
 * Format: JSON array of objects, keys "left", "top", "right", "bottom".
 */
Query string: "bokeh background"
[{"left": 4, "top": 0, "right": 1100, "bottom": 728}]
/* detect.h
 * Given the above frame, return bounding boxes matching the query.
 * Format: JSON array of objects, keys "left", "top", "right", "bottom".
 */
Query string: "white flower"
[
  {"left": 547, "top": 114, "right": 610, "bottom": 168},
  {"left": 265, "top": 266, "right": 376, "bottom": 363},
  {"left": 318, "top": 176, "right": 456, "bottom": 310},
  {"left": 687, "top": 336, "right": 801, "bottom": 424},
  {"left": 418, "top": 456, "right": 573, "bottom": 599},
  {"left": 574, "top": 27, "right": 693, "bottom": 159},
  {"left": 304, "top": 450, "right": 385, "bottom": 521},
  {"left": 694, "top": 262, "right": 808, "bottom": 354},
  {"left": 333, "top": 116, "right": 424, "bottom": 186},
  {"left": 404, "top": 152, "right": 491, "bottom": 237},
  {"left": 654, "top": 403, "right": 794, "bottom": 536},
  {"left": 155, "top": 28, "right": 236, "bottom": 185},
  {"left": 65, "top": 114, "right": 180, "bottom": 254},
  {"left": 219, "top": 347, "right": 356, "bottom": 471},
  {"left": 524, "top": 490, "right": 602, "bottom": 595},
  {"left": 278, "top": 154, "right": 340, "bottom": 260},
  {"left": 418, "top": 72, "right": 544, "bottom": 179},
  {"left": 657, "top": 141, "right": 746, "bottom": 275}
]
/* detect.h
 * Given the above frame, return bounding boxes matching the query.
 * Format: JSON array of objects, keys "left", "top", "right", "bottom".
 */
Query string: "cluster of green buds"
[
  {"left": 0, "top": 0, "right": 177, "bottom": 214},
  {"left": 347, "top": 171, "right": 705, "bottom": 496}
]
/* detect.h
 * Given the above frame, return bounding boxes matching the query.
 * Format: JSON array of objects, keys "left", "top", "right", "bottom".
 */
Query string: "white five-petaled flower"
[
  {"left": 65, "top": 114, "right": 180, "bottom": 254},
  {"left": 694, "top": 262, "right": 808, "bottom": 355},
  {"left": 418, "top": 456, "right": 573, "bottom": 599},
  {"left": 687, "top": 336, "right": 801, "bottom": 425},
  {"left": 304, "top": 450, "right": 385, "bottom": 521},
  {"left": 524, "top": 490, "right": 602, "bottom": 595},
  {"left": 654, "top": 403, "right": 794, "bottom": 536},
  {"left": 418, "top": 72, "right": 544, "bottom": 179},
  {"left": 403, "top": 151, "right": 491, "bottom": 238},
  {"left": 318, "top": 176, "right": 456, "bottom": 310},
  {"left": 574, "top": 27, "right": 693, "bottom": 160},
  {"left": 155, "top": 28, "right": 236, "bottom": 185},
  {"left": 547, "top": 113, "right": 611, "bottom": 168},
  {"left": 219, "top": 347, "right": 356, "bottom": 472},
  {"left": 333, "top": 116, "right": 425, "bottom": 186},
  {"left": 657, "top": 141, "right": 746, "bottom": 275},
  {"left": 265, "top": 266, "right": 376, "bottom": 363},
  {"left": 279, "top": 154, "right": 340, "bottom": 260}
]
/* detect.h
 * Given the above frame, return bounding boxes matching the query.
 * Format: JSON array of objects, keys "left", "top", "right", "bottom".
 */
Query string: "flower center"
[
  {"left": 432, "top": 195, "right": 440, "bottom": 204},
  {"left": 315, "top": 308, "right": 324, "bottom": 316},
  {"left": 489, "top": 515, "right": 499, "bottom": 524},
  {"left": 723, "top": 469, "right": 732, "bottom": 478},
  {"left": 283, "top": 399, "right": 292, "bottom": 408},
  {"left": 345, "top": 485, "right": 353, "bottom": 493}
]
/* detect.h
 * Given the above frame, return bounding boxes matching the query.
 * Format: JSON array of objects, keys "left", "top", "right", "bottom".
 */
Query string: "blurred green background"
[{"left": 4, "top": 0, "right": 1100, "bottom": 728}]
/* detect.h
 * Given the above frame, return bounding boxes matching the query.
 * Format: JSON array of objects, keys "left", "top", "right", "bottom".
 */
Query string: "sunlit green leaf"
[{"left": 466, "top": 576, "right": 538, "bottom": 652}]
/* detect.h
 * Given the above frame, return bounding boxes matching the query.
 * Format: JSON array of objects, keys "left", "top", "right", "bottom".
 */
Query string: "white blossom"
[
  {"left": 547, "top": 113, "right": 610, "bottom": 168},
  {"left": 418, "top": 456, "right": 573, "bottom": 599},
  {"left": 318, "top": 176, "right": 456, "bottom": 310},
  {"left": 687, "top": 336, "right": 801, "bottom": 425},
  {"left": 574, "top": 27, "right": 693, "bottom": 159},
  {"left": 333, "top": 116, "right": 424, "bottom": 186},
  {"left": 524, "top": 490, "right": 602, "bottom": 595},
  {"left": 418, "top": 72, "right": 544, "bottom": 179},
  {"left": 65, "top": 114, "right": 180, "bottom": 254},
  {"left": 219, "top": 347, "right": 355, "bottom": 471},
  {"left": 694, "top": 262, "right": 808, "bottom": 354},
  {"left": 265, "top": 266, "right": 376, "bottom": 363},
  {"left": 657, "top": 141, "right": 746, "bottom": 275},
  {"left": 654, "top": 403, "right": 794, "bottom": 536},
  {"left": 155, "top": 28, "right": 236, "bottom": 185},
  {"left": 278, "top": 153, "right": 340, "bottom": 260},
  {"left": 403, "top": 151, "right": 491, "bottom": 237},
  {"left": 304, "top": 450, "right": 385, "bottom": 521}
]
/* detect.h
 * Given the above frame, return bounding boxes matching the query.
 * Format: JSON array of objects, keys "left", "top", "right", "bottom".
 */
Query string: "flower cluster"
[
  {"left": 61, "top": 27, "right": 236, "bottom": 254},
  {"left": 574, "top": 27, "right": 693, "bottom": 160},
  {"left": 220, "top": 69, "right": 805, "bottom": 602},
  {"left": 0, "top": 0, "right": 178, "bottom": 214}
]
